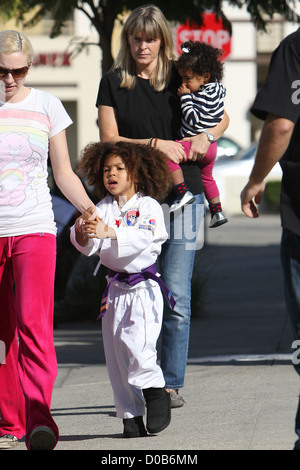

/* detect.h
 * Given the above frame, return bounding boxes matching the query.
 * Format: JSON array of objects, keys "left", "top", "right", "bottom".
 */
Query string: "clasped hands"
[{"left": 75, "top": 207, "right": 116, "bottom": 239}]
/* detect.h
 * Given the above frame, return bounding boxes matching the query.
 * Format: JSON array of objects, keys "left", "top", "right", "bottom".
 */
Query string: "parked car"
[
  {"left": 216, "top": 136, "right": 243, "bottom": 161},
  {"left": 212, "top": 142, "right": 282, "bottom": 215}
]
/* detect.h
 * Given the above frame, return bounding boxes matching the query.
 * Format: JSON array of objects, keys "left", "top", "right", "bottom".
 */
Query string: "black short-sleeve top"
[
  {"left": 96, "top": 67, "right": 204, "bottom": 195},
  {"left": 251, "top": 28, "right": 300, "bottom": 235}
]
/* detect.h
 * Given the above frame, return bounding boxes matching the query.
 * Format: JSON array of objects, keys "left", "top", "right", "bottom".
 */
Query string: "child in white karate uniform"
[{"left": 70, "top": 141, "right": 174, "bottom": 438}]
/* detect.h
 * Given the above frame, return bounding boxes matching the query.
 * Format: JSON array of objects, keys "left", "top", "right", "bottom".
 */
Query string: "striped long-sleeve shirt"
[{"left": 179, "top": 81, "right": 226, "bottom": 137}]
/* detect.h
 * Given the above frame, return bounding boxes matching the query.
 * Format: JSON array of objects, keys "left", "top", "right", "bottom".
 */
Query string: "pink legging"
[
  {"left": 167, "top": 140, "right": 219, "bottom": 201},
  {"left": 0, "top": 233, "right": 58, "bottom": 449}
]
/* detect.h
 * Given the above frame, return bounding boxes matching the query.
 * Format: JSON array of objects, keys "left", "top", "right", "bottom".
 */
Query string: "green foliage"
[
  {"left": 0, "top": 0, "right": 23, "bottom": 21},
  {"left": 5, "top": 0, "right": 300, "bottom": 33},
  {"left": 1, "top": 1, "right": 300, "bottom": 73}
]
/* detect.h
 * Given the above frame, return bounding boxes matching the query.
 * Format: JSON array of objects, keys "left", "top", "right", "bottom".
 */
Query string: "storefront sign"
[{"left": 33, "top": 52, "right": 71, "bottom": 67}]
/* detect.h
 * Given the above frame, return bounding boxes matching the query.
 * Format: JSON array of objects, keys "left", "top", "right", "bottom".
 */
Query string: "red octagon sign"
[{"left": 175, "top": 12, "right": 231, "bottom": 60}]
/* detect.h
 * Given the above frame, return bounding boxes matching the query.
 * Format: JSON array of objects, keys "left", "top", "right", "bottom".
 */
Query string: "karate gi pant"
[{"left": 102, "top": 279, "right": 165, "bottom": 419}]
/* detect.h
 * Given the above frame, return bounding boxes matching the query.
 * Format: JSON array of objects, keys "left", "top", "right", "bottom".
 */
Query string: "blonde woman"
[
  {"left": 97, "top": 5, "right": 229, "bottom": 409},
  {"left": 0, "top": 30, "right": 95, "bottom": 450}
]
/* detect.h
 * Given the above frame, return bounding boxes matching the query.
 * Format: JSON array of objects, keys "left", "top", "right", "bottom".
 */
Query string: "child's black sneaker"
[
  {"left": 123, "top": 416, "right": 147, "bottom": 438},
  {"left": 143, "top": 387, "right": 171, "bottom": 434}
]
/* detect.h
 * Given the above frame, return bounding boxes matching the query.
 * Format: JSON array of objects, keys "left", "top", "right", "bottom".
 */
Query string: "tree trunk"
[
  {"left": 100, "top": 32, "right": 114, "bottom": 74},
  {"left": 96, "top": 2, "right": 118, "bottom": 75}
]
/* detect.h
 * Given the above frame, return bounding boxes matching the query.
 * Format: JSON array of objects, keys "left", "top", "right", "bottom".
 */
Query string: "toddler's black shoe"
[
  {"left": 123, "top": 416, "right": 147, "bottom": 438},
  {"left": 143, "top": 387, "right": 171, "bottom": 434}
]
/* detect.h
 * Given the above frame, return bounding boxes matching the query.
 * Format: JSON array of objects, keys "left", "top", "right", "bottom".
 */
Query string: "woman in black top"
[{"left": 96, "top": 4, "right": 229, "bottom": 409}]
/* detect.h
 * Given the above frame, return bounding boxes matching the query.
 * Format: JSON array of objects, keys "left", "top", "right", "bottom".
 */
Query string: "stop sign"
[{"left": 175, "top": 12, "right": 231, "bottom": 60}]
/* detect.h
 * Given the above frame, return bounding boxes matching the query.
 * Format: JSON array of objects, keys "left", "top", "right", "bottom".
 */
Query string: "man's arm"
[{"left": 240, "top": 113, "right": 294, "bottom": 218}]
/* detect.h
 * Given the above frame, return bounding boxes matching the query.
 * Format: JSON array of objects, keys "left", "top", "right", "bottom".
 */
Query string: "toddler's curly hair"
[
  {"left": 79, "top": 141, "right": 173, "bottom": 203},
  {"left": 177, "top": 40, "right": 224, "bottom": 82}
]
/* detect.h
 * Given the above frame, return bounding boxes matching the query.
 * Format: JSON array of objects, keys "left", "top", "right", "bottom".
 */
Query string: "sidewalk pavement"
[{"left": 13, "top": 214, "right": 300, "bottom": 451}]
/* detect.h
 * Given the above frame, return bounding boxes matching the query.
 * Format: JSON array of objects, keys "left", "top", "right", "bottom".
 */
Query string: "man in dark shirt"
[{"left": 241, "top": 28, "right": 300, "bottom": 450}]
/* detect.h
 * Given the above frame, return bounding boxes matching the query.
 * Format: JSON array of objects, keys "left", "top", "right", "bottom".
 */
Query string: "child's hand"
[
  {"left": 74, "top": 215, "right": 87, "bottom": 233},
  {"left": 74, "top": 214, "right": 92, "bottom": 247},
  {"left": 85, "top": 218, "right": 116, "bottom": 239},
  {"left": 177, "top": 83, "right": 190, "bottom": 96},
  {"left": 75, "top": 206, "right": 98, "bottom": 233},
  {"left": 84, "top": 218, "right": 101, "bottom": 238}
]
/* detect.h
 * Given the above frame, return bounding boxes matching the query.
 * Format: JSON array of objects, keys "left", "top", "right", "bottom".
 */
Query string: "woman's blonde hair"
[
  {"left": 114, "top": 4, "right": 175, "bottom": 91},
  {"left": 0, "top": 30, "right": 34, "bottom": 67}
]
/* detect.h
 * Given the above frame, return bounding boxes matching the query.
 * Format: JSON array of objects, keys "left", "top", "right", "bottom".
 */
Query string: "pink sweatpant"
[
  {"left": 168, "top": 140, "right": 219, "bottom": 201},
  {"left": 0, "top": 233, "right": 58, "bottom": 449}
]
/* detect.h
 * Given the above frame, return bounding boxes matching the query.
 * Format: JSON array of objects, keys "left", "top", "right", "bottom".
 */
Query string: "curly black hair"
[
  {"left": 176, "top": 40, "right": 224, "bottom": 82},
  {"left": 78, "top": 141, "right": 172, "bottom": 203}
]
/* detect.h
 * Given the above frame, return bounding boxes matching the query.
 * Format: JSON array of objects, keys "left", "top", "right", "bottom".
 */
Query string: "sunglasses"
[{"left": 0, "top": 66, "right": 29, "bottom": 79}]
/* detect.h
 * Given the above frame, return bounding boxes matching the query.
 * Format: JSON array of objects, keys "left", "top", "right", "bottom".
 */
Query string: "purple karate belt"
[{"left": 98, "top": 263, "right": 176, "bottom": 319}]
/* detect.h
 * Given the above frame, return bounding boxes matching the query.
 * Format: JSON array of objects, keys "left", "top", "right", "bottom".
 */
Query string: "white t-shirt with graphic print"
[{"left": 0, "top": 87, "right": 72, "bottom": 237}]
